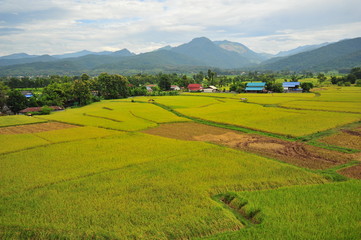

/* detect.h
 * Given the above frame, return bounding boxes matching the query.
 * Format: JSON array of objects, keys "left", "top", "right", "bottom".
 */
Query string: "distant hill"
[
  {"left": 0, "top": 50, "right": 206, "bottom": 76},
  {"left": 0, "top": 37, "right": 360, "bottom": 75},
  {"left": 0, "top": 55, "right": 57, "bottom": 67},
  {"left": 52, "top": 48, "right": 134, "bottom": 59},
  {"left": 214, "top": 40, "right": 267, "bottom": 63},
  {"left": 170, "top": 37, "right": 253, "bottom": 68},
  {"left": 260, "top": 37, "right": 361, "bottom": 71},
  {"left": 0, "top": 53, "right": 39, "bottom": 60},
  {"left": 275, "top": 42, "right": 330, "bottom": 57}
]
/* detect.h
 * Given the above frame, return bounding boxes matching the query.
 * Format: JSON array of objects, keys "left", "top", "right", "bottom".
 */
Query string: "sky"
[{"left": 0, "top": 0, "right": 361, "bottom": 56}]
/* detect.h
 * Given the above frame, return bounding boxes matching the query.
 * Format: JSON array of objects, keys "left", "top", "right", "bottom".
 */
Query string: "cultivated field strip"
[
  {"left": 0, "top": 115, "right": 47, "bottom": 127},
  {"left": 39, "top": 101, "right": 189, "bottom": 131}
]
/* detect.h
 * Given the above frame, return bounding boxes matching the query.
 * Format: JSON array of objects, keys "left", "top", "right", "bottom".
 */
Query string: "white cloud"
[{"left": 0, "top": 0, "right": 360, "bottom": 55}]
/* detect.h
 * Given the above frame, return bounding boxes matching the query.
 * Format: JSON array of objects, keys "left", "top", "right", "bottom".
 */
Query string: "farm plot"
[
  {"left": 279, "top": 100, "right": 361, "bottom": 113},
  {"left": 0, "top": 133, "right": 326, "bottom": 239},
  {"left": 0, "top": 123, "right": 119, "bottom": 154},
  {"left": 128, "top": 95, "right": 222, "bottom": 109},
  {"left": 206, "top": 181, "right": 361, "bottom": 240},
  {"left": 40, "top": 100, "right": 189, "bottom": 131},
  {"left": 0, "top": 115, "right": 46, "bottom": 127},
  {"left": 319, "top": 126, "right": 361, "bottom": 150},
  {"left": 0, "top": 122, "right": 76, "bottom": 134},
  {"left": 143, "top": 122, "right": 353, "bottom": 169},
  {"left": 168, "top": 97, "right": 360, "bottom": 137},
  {"left": 337, "top": 164, "right": 361, "bottom": 179}
]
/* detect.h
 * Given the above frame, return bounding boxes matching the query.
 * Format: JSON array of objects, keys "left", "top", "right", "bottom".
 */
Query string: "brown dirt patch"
[
  {"left": 337, "top": 164, "right": 361, "bottom": 179},
  {"left": 143, "top": 122, "right": 353, "bottom": 169},
  {"left": 0, "top": 122, "right": 78, "bottom": 134},
  {"left": 320, "top": 128, "right": 361, "bottom": 150}
]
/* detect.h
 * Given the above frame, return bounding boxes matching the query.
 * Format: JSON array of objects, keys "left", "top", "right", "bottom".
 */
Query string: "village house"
[
  {"left": 170, "top": 85, "right": 180, "bottom": 91},
  {"left": 203, "top": 85, "right": 218, "bottom": 93},
  {"left": 20, "top": 91, "right": 33, "bottom": 98},
  {"left": 283, "top": 82, "right": 302, "bottom": 92},
  {"left": 187, "top": 84, "right": 203, "bottom": 92},
  {"left": 19, "top": 106, "right": 63, "bottom": 115},
  {"left": 245, "top": 82, "right": 266, "bottom": 93}
]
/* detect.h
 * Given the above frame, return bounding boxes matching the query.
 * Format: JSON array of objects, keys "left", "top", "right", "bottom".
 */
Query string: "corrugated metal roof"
[
  {"left": 283, "top": 82, "right": 300, "bottom": 87},
  {"left": 245, "top": 87, "right": 264, "bottom": 91},
  {"left": 247, "top": 82, "right": 266, "bottom": 87}
]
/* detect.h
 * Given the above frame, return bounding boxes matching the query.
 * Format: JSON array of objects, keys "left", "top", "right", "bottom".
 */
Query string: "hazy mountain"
[
  {"left": 214, "top": 40, "right": 268, "bottom": 62},
  {"left": 1, "top": 37, "right": 360, "bottom": 75},
  {"left": 170, "top": 37, "right": 253, "bottom": 68},
  {"left": 0, "top": 53, "right": 40, "bottom": 60},
  {"left": 275, "top": 42, "right": 330, "bottom": 57},
  {"left": 0, "top": 50, "right": 204, "bottom": 76},
  {"left": 111, "top": 49, "right": 135, "bottom": 56},
  {"left": 260, "top": 37, "right": 361, "bottom": 71},
  {"left": 53, "top": 48, "right": 134, "bottom": 59},
  {"left": 0, "top": 55, "right": 57, "bottom": 67},
  {"left": 52, "top": 50, "right": 95, "bottom": 59}
]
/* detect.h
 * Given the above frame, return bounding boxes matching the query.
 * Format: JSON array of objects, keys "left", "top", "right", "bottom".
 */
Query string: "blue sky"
[{"left": 0, "top": 0, "right": 360, "bottom": 56}]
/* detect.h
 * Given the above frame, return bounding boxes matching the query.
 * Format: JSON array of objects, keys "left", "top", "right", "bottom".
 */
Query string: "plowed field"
[
  {"left": 337, "top": 164, "right": 361, "bottom": 179},
  {"left": 143, "top": 122, "right": 353, "bottom": 169},
  {"left": 319, "top": 127, "right": 361, "bottom": 150},
  {"left": 0, "top": 122, "right": 77, "bottom": 134}
]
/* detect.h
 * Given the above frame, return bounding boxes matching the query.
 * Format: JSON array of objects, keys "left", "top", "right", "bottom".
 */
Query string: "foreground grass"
[
  {"left": 0, "top": 133, "right": 326, "bottom": 239},
  {"left": 203, "top": 181, "right": 361, "bottom": 240}
]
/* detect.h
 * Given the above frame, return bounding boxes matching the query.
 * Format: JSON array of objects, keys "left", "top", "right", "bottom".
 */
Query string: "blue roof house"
[
  {"left": 245, "top": 82, "right": 266, "bottom": 93},
  {"left": 283, "top": 82, "right": 302, "bottom": 92}
]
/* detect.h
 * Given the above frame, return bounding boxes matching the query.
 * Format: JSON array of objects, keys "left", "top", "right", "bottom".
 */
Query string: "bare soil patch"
[
  {"left": 143, "top": 122, "right": 353, "bottom": 169},
  {"left": 320, "top": 127, "right": 361, "bottom": 150},
  {"left": 0, "top": 122, "right": 78, "bottom": 134},
  {"left": 337, "top": 164, "right": 361, "bottom": 179}
]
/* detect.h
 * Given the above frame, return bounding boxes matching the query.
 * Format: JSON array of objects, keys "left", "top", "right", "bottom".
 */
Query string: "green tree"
[
  {"left": 266, "top": 82, "right": 283, "bottom": 93},
  {"left": 317, "top": 73, "right": 327, "bottom": 83},
  {"left": 0, "top": 82, "right": 9, "bottom": 112},
  {"left": 81, "top": 73, "right": 90, "bottom": 81},
  {"left": 158, "top": 74, "right": 171, "bottom": 91},
  {"left": 6, "top": 89, "right": 28, "bottom": 113},
  {"left": 72, "top": 79, "right": 92, "bottom": 106},
  {"left": 42, "top": 82, "right": 72, "bottom": 106},
  {"left": 207, "top": 69, "right": 216, "bottom": 85},
  {"left": 301, "top": 82, "right": 314, "bottom": 92},
  {"left": 98, "top": 73, "right": 129, "bottom": 99}
]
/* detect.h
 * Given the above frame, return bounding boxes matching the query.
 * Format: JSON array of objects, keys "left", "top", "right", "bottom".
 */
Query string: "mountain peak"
[{"left": 190, "top": 37, "right": 213, "bottom": 44}]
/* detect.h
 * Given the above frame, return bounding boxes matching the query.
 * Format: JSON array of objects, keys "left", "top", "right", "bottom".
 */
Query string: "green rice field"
[{"left": 0, "top": 86, "right": 360, "bottom": 239}]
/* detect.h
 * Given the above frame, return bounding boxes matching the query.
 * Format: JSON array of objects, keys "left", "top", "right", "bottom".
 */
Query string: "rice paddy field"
[{"left": 0, "top": 87, "right": 360, "bottom": 239}]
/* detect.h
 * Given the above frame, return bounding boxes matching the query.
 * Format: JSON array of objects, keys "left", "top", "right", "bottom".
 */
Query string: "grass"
[{"left": 203, "top": 181, "right": 361, "bottom": 240}]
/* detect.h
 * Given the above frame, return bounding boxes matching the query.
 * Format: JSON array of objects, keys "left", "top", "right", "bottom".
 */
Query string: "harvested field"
[
  {"left": 319, "top": 127, "right": 361, "bottom": 150},
  {"left": 144, "top": 122, "right": 353, "bottom": 169},
  {"left": 0, "top": 122, "right": 78, "bottom": 134},
  {"left": 337, "top": 164, "right": 361, "bottom": 179}
]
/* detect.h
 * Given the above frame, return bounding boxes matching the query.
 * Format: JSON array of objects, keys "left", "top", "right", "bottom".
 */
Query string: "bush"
[{"left": 355, "top": 79, "right": 361, "bottom": 87}]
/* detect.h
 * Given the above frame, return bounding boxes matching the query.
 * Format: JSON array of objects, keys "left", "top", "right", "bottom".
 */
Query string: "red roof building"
[
  {"left": 19, "top": 106, "right": 63, "bottom": 114},
  {"left": 187, "top": 84, "right": 203, "bottom": 92}
]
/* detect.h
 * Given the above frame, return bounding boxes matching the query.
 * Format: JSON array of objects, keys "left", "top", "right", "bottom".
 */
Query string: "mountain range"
[{"left": 0, "top": 37, "right": 360, "bottom": 76}]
